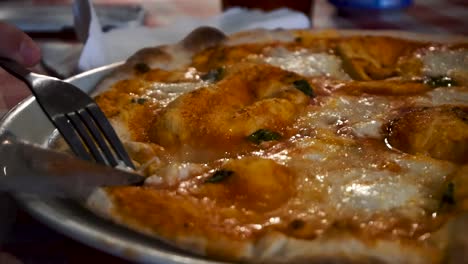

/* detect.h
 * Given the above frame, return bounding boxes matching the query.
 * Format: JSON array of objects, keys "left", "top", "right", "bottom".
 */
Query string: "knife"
[
  {"left": 72, "top": 0, "right": 92, "bottom": 43},
  {"left": 0, "top": 133, "right": 144, "bottom": 201}
]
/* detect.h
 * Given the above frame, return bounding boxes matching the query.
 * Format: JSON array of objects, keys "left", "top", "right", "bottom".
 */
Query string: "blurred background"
[{"left": 0, "top": 0, "right": 466, "bottom": 78}]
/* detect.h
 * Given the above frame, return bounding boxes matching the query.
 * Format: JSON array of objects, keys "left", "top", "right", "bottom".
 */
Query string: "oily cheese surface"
[{"left": 86, "top": 28, "right": 468, "bottom": 263}]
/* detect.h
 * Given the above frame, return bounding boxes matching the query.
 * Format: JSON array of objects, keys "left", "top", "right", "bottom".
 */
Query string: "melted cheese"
[
  {"left": 277, "top": 136, "right": 456, "bottom": 218},
  {"left": 261, "top": 48, "right": 351, "bottom": 80},
  {"left": 144, "top": 81, "right": 207, "bottom": 107},
  {"left": 423, "top": 86, "right": 468, "bottom": 106},
  {"left": 92, "top": 33, "right": 468, "bottom": 263},
  {"left": 124, "top": 77, "right": 465, "bottom": 243},
  {"left": 298, "top": 95, "right": 402, "bottom": 139},
  {"left": 422, "top": 49, "right": 468, "bottom": 78},
  {"left": 106, "top": 78, "right": 466, "bottom": 241}
]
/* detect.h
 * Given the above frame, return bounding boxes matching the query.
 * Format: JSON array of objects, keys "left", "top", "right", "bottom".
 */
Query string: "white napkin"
[{"left": 78, "top": 5, "right": 310, "bottom": 71}]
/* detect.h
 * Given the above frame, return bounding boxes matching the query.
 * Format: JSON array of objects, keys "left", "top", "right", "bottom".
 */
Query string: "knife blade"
[
  {"left": 0, "top": 133, "right": 144, "bottom": 201},
  {"left": 72, "top": 0, "right": 92, "bottom": 43}
]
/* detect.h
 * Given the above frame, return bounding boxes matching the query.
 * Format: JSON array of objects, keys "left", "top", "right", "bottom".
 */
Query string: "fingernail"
[{"left": 19, "top": 39, "right": 40, "bottom": 66}]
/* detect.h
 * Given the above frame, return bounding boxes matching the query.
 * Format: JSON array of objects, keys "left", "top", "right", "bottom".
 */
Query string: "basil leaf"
[
  {"left": 247, "top": 129, "right": 281, "bottom": 144},
  {"left": 293, "top": 79, "right": 314, "bottom": 97},
  {"left": 452, "top": 107, "right": 468, "bottom": 123},
  {"left": 205, "top": 170, "right": 234, "bottom": 183},
  {"left": 137, "top": 98, "right": 147, "bottom": 104},
  {"left": 424, "top": 76, "right": 457, "bottom": 88},
  {"left": 201, "top": 67, "right": 224, "bottom": 82},
  {"left": 289, "top": 219, "right": 305, "bottom": 230},
  {"left": 134, "top": 63, "right": 150, "bottom": 74},
  {"left": 131, "top": 98, "right": 148, "bottom": 104},
  {"left": 441, "top": 182, "right": 455, "bottom": 207}
]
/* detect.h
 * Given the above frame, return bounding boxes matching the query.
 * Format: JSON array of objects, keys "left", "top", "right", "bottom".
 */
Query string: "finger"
[{"left": 0, "top": 23, "right": 41, "bottom": 67}]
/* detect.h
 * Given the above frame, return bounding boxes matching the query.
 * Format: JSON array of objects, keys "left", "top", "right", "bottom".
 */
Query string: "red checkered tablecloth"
[{"left": 0, "top": 0, "right": 467, "bottom": 263}]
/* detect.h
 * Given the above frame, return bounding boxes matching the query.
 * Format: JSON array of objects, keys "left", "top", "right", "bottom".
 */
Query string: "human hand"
[
  {"left": 0, "top": 22, "right": 41, "bottom": 66},
  {"left": 0, "top": 22, "right": 41, "bottom": 264},
  {"left": 0, "top": 22, "right": 42, "bottom": 111}
]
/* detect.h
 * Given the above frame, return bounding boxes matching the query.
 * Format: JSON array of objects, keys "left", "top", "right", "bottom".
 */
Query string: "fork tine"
[
  {"left": 87, "top": 105, "right": 135, "bottom": 169},
  {"left": 53, "top": 115, "right": 93, "bottom": 161},
  {"left": 77, "top": 109, "right": 119, "bottom": 167},
  {"left": 67, "top": 112, "right": 107, "bottom": 164}
]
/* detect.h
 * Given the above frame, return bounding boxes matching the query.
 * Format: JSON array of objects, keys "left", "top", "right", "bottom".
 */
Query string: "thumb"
[{"left": 0, "top": 23, "right": 41, "bottom": 67}]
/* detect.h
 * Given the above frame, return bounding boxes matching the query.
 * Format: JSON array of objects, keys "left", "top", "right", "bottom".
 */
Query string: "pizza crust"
[
  {"left": 93, "top": 27, "right": 468, "bottom": 95},
  {"left": 85, "top": 27, "right": 468, "bottom": 263},
  {"left": 86, "top": 188, "right": 440, "bottom": 264},
  {"left": 93, "top": 27, "right": 227, "bottom": 95}
]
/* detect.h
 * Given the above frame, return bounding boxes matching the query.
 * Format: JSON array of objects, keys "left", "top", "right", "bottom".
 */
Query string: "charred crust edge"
[{"left": 181, "top": 26, "right": 227, "bottom": 53}]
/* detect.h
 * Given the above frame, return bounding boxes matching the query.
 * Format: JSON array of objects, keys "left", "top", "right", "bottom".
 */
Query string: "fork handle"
[
  {"left": 0, "top": 57, "right": 53, "bottom": 94},
  {"left": 0, "top": 57, "right": 34, "bottom": 84}
]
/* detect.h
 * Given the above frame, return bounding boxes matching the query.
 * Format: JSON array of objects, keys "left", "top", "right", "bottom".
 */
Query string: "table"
[
  {"left": 0, "top": 0, "right": 467, "bottom": 263},
  {"left": 313, "top": 0, "right": 468, "bottom": 35}
]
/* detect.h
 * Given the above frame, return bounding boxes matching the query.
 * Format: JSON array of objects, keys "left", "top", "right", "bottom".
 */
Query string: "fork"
[{"left": 0, "top": 57, "right": 134, "bottom": 169}]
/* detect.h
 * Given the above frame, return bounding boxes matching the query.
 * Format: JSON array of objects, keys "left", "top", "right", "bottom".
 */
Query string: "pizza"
[{"left": 83, "top": 27, "right": 468, "bottom": 263}]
